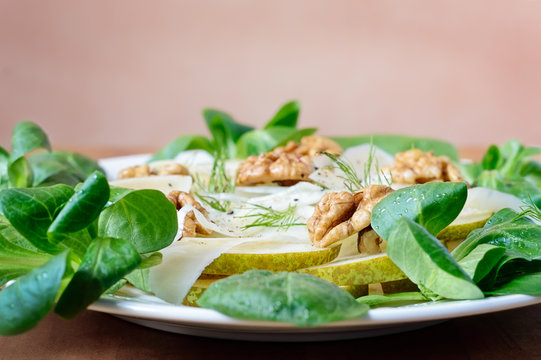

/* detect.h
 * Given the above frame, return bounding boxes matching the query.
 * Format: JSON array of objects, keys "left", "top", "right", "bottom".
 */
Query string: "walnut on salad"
[
  {"left": 383, "top": 149, "right": 464, "bottom": 184},
  {"left": 307, "top": 184, "right": 394, "bottom": 248},
  {"left": 118, "top": 161, "right": 189, "bottom": 179},
  {"left": 167, "top": 190, "right": 212, "bottom": 238},
  {"left": 236, "top": 135, "right": 343, "bottom": 186}
]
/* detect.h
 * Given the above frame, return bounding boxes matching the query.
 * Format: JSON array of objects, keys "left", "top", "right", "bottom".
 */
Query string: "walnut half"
[
  {"left": 307, "top": 185, "right": 394, "bottom": 248},
  {"left": 383, "top": 149, "right": 464, "bottom": 184},
  {"left": 236, "top": 135, "right": 343, "bottom": 186},
  {"left": 118, "top": 161, "right": 189, "bottom": 179},
  {"left": 167, "top": 191, "right": 212, "bottom": 238}
]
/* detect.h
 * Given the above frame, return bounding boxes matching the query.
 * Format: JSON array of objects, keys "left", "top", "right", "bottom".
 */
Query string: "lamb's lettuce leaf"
[
  {"left": 54, "top": 237, "right": 141, "bottom": 318},
  {"left": 98, "top": 189, "right": 177, "bottom": 253},
  {"left": 48, "top": 171, "right": 109, "bottom": 237},
  {"left": 263, "top": 101, "right": 300, "bottom": 129},
  {"left": 371, "top": 182, "right": 468, "bottom": 241},
  {"left": 10, "top": 121, "right": 51, "bottom": 161},
  {"left": 0, "top": 251, "right": 70, "bottom": 335},
  {"left": 198, "top": 270, "right": 369, "bottom": 326},
  {"left": 386, "top": 217, "right": 483, "bottom": 300}
]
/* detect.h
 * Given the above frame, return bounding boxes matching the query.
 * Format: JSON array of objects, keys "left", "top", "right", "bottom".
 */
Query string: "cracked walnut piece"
[
  {"left": 167, "top": 191, "right": 212, "bottom": 238},
  {"left": 118, "top": 161, "right": 189, "bottom": 179},
  {"left": 307, "top": 184, "right": 394, "bottom": 248},
  {"left": 384, "top": 149, "right": 464, "bottom": 184},
  {"left": 236, "top": 135, "right": 343, "bottom": 186}
]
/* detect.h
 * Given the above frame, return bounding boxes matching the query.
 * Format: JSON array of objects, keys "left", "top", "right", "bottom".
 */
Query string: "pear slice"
[
  {"left": 437, "top": 208, "right": 492, "bottom": 247},
  {"left": 297, "top": 253, "right": 406, "bottom": 286},
  {"left": 109, "top": 175, "right": 192, "bottom": 195},
  {"left": 202, "top": 240, "right": 341, "bottom": 275}
]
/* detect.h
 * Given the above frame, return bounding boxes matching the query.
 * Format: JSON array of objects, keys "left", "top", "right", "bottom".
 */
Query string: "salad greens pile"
[
  {"left": 459, "top": 140, "right": 541, "bottom": 207},
  {"left": 2, "top": 101, "right": 541, "bottom": 332},
  {"left": 151, "top": 101, "right": 317, "bottom": 161},
  {"left": 0, "top": 123, "right": 178, "bottom": 335},
  {"left": 1, "top": 122, "right": 104, "bottom": 189}
]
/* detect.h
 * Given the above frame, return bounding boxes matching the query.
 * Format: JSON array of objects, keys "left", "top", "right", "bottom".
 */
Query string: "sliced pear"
[
  {"left": 297, "top": 253, "right": 406, "bottom": 286},
  {"left": 202, "top": 240, "right": 341, "bottom": 275},
  {"left": 437, "top": 208, "right": 492, "bottom": 245},
  {"left": 109, "top": 175, "right": 192, "bottom": 195}
]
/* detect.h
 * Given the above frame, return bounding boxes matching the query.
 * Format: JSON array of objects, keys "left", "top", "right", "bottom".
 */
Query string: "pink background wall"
[{"left": 1, "top": 0, "right": 540, "bottom": 153}]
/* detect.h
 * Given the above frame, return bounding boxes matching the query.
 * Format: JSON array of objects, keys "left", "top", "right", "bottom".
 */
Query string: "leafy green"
[
  {"left": 55, "top": 237, "right": 141, "bottom": 318},
  {"left": 152, "top": 101, "right": 315, "bottom": 160},
  {"left": 485, "top": 273, "right": 541, "bottom": 295},
  {"left": 10, "top": 121, "right": 51, "bottom": 161},
  {"left": 386, "top": 217, "right": 483, "bottom": 300},
  {"left": 98, "top": 189, "right": 177, "bottom": 253},
  {"left": 371, "top": 182, "right": 468, "bottom": 240},
  {"left": 0, "top": 251, "right": 69, "bottom": 335},
  {"left": 27, "top": 151, "right": 104, "bottom": 187},
  {"left": 452, "top": 209, "right": 541, "bottom": 262},
  {"left": 331, "top": 134, "right": 459, "bottom": 161},
  {"left": 0, "top": 185, "right": 74, "bottom": 253},
  {"left": 7, "top": 156, "right": 33, "bottom": 188},
  {"left": 264, "top": 101, "right": 300, "bottom": 129},
  {"left": 0, "top": 231, "right": 51, "bottom": 286},
  {"left": 356, "top": 292, "right": 428, "bottom": 307},
  {"left": 197, "top": 270, "right": 369, "bottom": 326},
  {"left": 48, "top": 171, "right": 109, "bottom": 238},
  {"left": 457, "top": 244, "right": 506, "bottom": 283},
  {"left": 463, "top": 140, "right": 541, "bottom": 206},
  {"left": 236, "top": 127, "right": 317, "bottom": 158}
]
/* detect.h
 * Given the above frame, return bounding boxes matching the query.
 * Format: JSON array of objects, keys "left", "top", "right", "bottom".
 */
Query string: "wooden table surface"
[{"left": 2, "top": 146, "right": 540, "bottom": 360}]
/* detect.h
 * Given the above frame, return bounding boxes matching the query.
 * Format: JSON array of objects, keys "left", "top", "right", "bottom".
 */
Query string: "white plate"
[
  {"left": 89, "top": 289, "right": 541, "bottom": 341},
  {"left": 93, "top": 154, "right": 541, "bottom": 341}
]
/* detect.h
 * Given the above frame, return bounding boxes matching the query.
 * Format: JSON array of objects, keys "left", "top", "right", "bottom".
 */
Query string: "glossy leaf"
[
  {"left": 0, "top": 251, "right": 69, "bottom": 335},
  {"left": 198, "top": 270, "right": 369, "bottom": 326},
  {"left": 457, "top": 244, "right": 506, "bottom": 283},
  {"left": 55, "top": 237, "right": 141, "bottom": 318},
  {"left": 0, "top": 185, "right": 74, "bottom": 253},
  {"left": 371, "top": 182, "right": 467, "bottom": 241},
  {"left": 0, "top": 146, "right": 9, "bottom": 189},
  {"left": 10, "top": 121, "right": 51, "bottom": 161},
  {"left": 98, "top": 189, "right": 177, "bottom": 253},
  {"left": 236, "top": 127, "right": 317, "bottom": 158},
  {"left": 452, "top": 209, "right": 541, "bottom": 262},
  {"left": 28, "top": 151, "right": 104, "bottom": 187},
  {"left": 0, "top": 231, "right": 51, "bottom": 286},
  {"left": 149, "top": 135, "right": 213, "bottom": 161},
  {"left": 48, "top": 171, "right": 109, "bottom": 237},
  {"left": 387, "top": 217, "right": 483, "bottom": 300},
  {"left": 264, "top": 101, "right": 300, "bottom": 129},
  {"left": 7, "top": 156, "right": 33, "bottom": 188},
  {"left": 485, "top": 272, "right": 541, "bottom": 296}
]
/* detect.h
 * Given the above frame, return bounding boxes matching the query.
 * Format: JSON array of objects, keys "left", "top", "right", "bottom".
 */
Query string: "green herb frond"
[
  {"left": 363, "top": 140, "right": 393, "bottom": 187},
  {"left": 239, "top": 203, "right": 304, "bottom": 230},
  {"left": 195, "top": 193, "right": 230, "bottom": 212},
  {"left": 519, "top": 196, "right": 541, "bottom": 222},
  {"left": 193, "top": 153, "right": 236, "bottom": 195},
  {"left": 321, "top": 151, "right": 363, "bottom": 193}
]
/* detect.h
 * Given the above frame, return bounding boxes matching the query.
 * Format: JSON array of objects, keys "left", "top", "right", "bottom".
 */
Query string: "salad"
[{"left": 1, "top": 101, "right": 540, "bottom": 334}]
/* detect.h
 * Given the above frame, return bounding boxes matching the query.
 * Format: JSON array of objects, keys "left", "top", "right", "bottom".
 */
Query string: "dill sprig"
[
  {"left": 192, "top": 152, "right": 236, "bottom": 212},
  {"left": 363, "top": 141, "right": 393, "bottom": 187},
  {"left": 519, "top": 196, "right": 541, "bottom": 222},
  {"left": 239, "top": 203, "right": 305, "bottom": 230},
  {"left": 321, "top": 151, "right": 363, "bottom": 193},
  {"left": 196, "top": 193, "right": 230, "bottom": 212}
]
